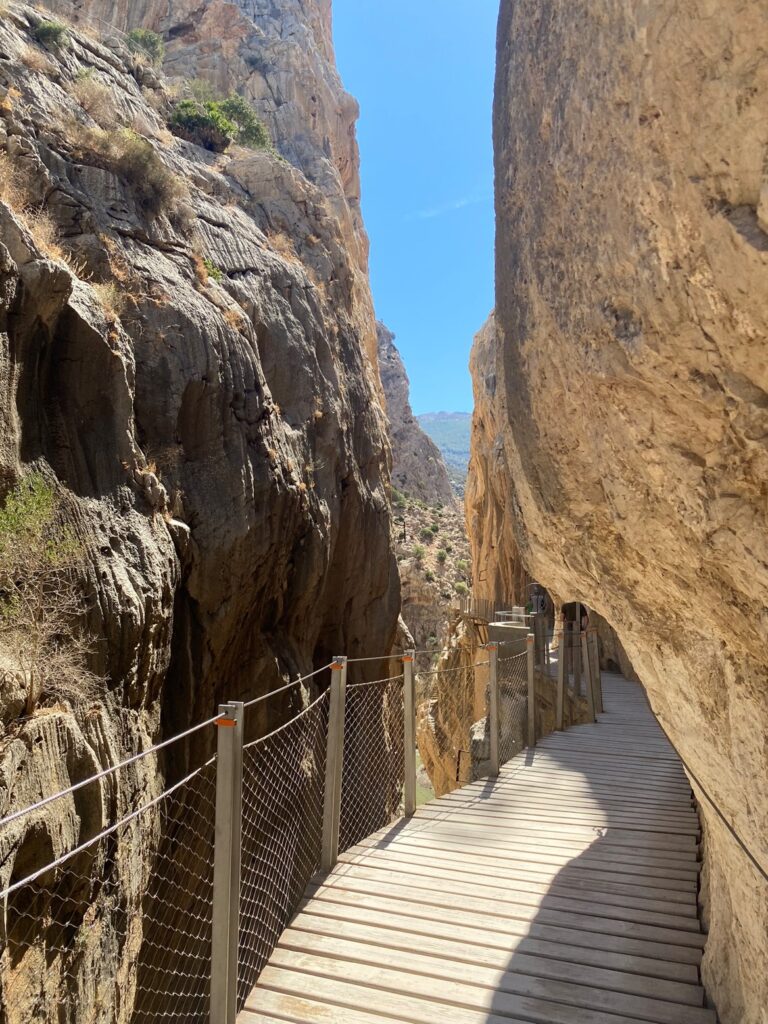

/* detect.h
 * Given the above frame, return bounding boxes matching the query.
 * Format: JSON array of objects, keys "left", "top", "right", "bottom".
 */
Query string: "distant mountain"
[{"left": 416, "top": 412, "right": 472, "bottom": 496}]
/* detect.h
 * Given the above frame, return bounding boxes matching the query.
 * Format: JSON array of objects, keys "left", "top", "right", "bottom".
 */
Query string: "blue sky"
[{"left": 333, "top": 1, "right": 498, "bottom": 414}]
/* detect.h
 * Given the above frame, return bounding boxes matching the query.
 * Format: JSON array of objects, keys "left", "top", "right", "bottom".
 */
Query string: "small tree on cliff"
[{"left": 0, "top": 475, "right": 96, "bottom": 714}]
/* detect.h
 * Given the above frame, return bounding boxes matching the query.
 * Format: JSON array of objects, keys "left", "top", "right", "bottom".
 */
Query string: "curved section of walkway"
[{"left": 240, "top": 673, "right": 712, "bottom": 1024}]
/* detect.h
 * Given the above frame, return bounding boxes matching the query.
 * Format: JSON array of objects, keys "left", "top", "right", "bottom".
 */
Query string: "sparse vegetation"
[
  {"left": 217, "top": 93, "right": 270, "bottom": 149},
  {"left": 436, "top": 549, "right": 447, "bottom": 564},
  {"left": 0, "top": 475, "right": 97, "bottom": 714},
  {"left": 0, "top": 153, "right": 63, "bottom": 260},
  {"left": 203, "top": 257, "right": 223, "bottom": 282},
  {"left": 70, "top": 71, "right": 116, "bottom": 129},
  {"left": 91, "top": 280, "right": 127, "bottom": 321},
  {"left": 413, "top": 544, "right": 426, "bottom": 564},
  {"left": 419, "top": 526, "right": 434, "bottom": 544},
  {"left": 455, "top": 581, "right": 469, "bottom": 596},
  {"left": 114, "top": 130, "right": 182, "bottom": 217},
  {"left": 425, "top": 570, "right": 435, "bottom": 583},
  {"left": 127, "top": 28, "right": 165, "bottom": 67},
  {"left": 34, "top": 19, "right": 69, "bottom": 49},
  {"left": 20, "top": 44, "right": 55, "bottom": 75}
]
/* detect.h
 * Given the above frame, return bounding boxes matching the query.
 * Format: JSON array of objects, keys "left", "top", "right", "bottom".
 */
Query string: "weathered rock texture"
[
  {"left": 0, "top": 2, "right": 398, "bottom": 1019},
  {"left": 485, "top": 3, "right": 768, "bottom": 1020},
  {"left": 466, "top": 312, "right": 529, "bottom": 604},
  {"left": 377, "top": 322, "right": 453, "bottom": 505}
]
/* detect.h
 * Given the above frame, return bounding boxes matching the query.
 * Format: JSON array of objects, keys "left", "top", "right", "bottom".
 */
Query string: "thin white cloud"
[{"left": 408, "top": 193, "right": 491, "bottom": 221}]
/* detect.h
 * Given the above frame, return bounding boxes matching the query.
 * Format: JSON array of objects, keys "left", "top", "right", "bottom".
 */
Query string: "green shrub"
[
  {"left": 170, "top": 98, "right": 237, "bottom": 152},
  {"left": 169, "top": 91, "right": 270, "bottom": 153},
  {"left": 419, "top": 527, "right": 434, "bottom": 543},
  {"left": 412, "top": 544, "right": 425, "bottom": 563},
  {"left": 203, "top": 257, "right": 223, "bottom": 282},
  {"left": 114, "top": 131, "right": 182, "bottom": 216},
  {"left": 436, "top": 549, "right": 447, "bottom": 564},
  {"left": 455, "top": 581, "right": 468, "bottom": 596},
  {"left": 429, "top": 523, "right": 439, "bottom": 534},
  {"left": 218, "top": 93, "right": 270, "bottom": 149},
  {"left": 0, "top": 475, "right": 96, "bottom": 713},
  {"left": 127, "top": 28, "right": 165, "bottom": 66},
  {"left": 457, "top": 559, "right": 469, "bottom": 573},
  {"left": 424, "top": 570, "right": 435, "bottom": 583},
  {"left": 445, "top": 543, "right": 453, "bottom": 553},
  {"left": 35, "top": 19, "right": 69, "bottom": 48}
]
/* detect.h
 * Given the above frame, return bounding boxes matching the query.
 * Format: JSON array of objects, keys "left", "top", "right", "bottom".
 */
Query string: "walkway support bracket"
[
  {"left": 526, "top": 633, "right": 536, "bottom": 748},
  {"left": 403, "top": 651, "right": 417, "bottom": 816},
  {"left": 211, "top": 701, "right": 244, "bottom": 1024},
  {"left": 556, "top": 628, "right": 565, "bottom": 731},
  {"left": 487, "top": 643, "right": 499, "bottom": 776},
  {"left": 582, "top": 631, "right": 596, "bottom": 723},
  {"left": 321, "top": 656, "right": 347, "bottom": 873}
]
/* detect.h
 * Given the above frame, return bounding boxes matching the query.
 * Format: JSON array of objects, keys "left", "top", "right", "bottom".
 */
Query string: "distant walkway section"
[{"left": 240, "top": 673, "right": 712, "bottom": 1024}]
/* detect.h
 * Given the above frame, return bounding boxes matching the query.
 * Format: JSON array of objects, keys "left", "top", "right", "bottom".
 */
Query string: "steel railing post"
[
  {"left": 590, "top": 629, "right": 604, "bottom": 713},
  {"left": 582, "top": 631, "right": 596, "bottom": 723},
  {"left": 556, "top": 628, "right": 565, "bottom": 731},
  {"left": 573, "top": 622, "right": 582, "bottom": 695},
  {"left": 321, "top": 656, "right": 347, "bottom": 872},
  {"left": 526, "top": 633, "right": 536, "bottom": 748},
  {"left": 403, "top": 651, "right": 417, "bottom": 816},
  {"left": 487, "top": 643, "right": 499, "bottom": 776},
  {"left": 211, "top": 701, "right": 244, "bottom": 1024}
]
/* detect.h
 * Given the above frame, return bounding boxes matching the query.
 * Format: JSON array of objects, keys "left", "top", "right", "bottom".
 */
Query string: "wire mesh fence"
[
  {"left": 416, "top": 660, "right": 487, "bottom": 791},
  {"left": 237, "top": 690, "right": 329, "bottom": 1005},
  {"left": 339, "top": 675, "right": 405, "bottom": 853},
  {"left": 498, "top": 650, "right": 528, "bottom": 766},
  {"left": 0, "top": 756, "right": 217, "bottom": 1024}
]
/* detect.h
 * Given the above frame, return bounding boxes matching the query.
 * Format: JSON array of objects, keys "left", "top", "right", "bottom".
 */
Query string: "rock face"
[
  {"left": 484, "top": 3, "right": 768, "bottom": 1021},
  {"left": 0, "top": 3, "right": 398, "bottom": 1019},
  {"left": 466, "top": 312, "right": 529, "bottom": 604},
  {"left": 377, "top": 322, "right": 453, "bottom": 506}
]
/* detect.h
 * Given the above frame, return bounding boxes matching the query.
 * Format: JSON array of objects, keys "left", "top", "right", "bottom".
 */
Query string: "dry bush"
[
  {"left": 266, "top": 229, "right": 300, "bottom": 264},
  {"left": 70, "top": 73, "right": 116, "bottom": 128},
  {"left": 91, "top": 280, "right": 126, "bottom": 321},
  {"left": 20, "top": 44, "right": 55, "bottom": 76},
  {"left": 0, "top": 153, "right": 63, "bottom": 260},
  {"left": 223, "top": 307, "right": 247, "bottom": 332}
]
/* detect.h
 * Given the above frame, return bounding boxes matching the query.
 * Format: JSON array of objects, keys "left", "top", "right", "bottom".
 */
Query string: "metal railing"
[{"left": 0, "top": 631, "right": 603, "bottom": 1023}]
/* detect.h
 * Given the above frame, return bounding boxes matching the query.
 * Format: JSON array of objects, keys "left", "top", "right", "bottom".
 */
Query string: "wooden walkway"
[{"left": 240, "top": 673, "right": 712, "bottom": 1024}]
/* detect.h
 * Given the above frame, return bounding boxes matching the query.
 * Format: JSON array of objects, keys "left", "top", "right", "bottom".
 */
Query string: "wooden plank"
[
  {"left": 337, "top": 847, "right": 699, "bottom": 906},
  {"left": 413, "top": 805, "right": 700, "bottom": 849},
  {"left": 349, "top": 833, "right": 699, "bottom": 891},
  {"left": 322, "top": 864, "right": 701, "bottom": 929},
  {"left": 265, "top": 949, "right": 716, "bottom": 1024},
  {"left": 303, "top": 884, "right": 704, "bottom": 966},
  {"left": 294, "top": 898, "right": 702, "bottom": 983},
  {"left": 316, "top": 873, "right": 707, "bottom": 942},
  {"left": 287, "top": 912, "right": 705, "bottom": 1004},
  {"left": 429, "top": 792, "right": 701, "bottom": 832},
  {"left": 390, "top": 817, "right": 701, "bottom": 868},
  {"left": 277, "top": 928, "right": 713, "bottom": 1024}
]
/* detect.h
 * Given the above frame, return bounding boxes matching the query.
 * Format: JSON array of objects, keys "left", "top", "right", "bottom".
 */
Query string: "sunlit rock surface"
[{"left": 486, "top": 2, "right": 768, "bottom": 1020}]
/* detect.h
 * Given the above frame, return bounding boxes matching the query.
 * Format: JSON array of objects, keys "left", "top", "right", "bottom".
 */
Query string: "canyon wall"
[
  {"left": 0, "top": 2, "right": 398, "bottom": 1018},
  {"left": 377, "top": 322, "right": 453, "bottom": 505},
  {"left": 484, "top": 2, "right": 768, "bottom": 1021}
]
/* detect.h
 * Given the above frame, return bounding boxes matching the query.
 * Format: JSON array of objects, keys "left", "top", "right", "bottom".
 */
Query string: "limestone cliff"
[
  {"left": 483, "top": 2, "right": 768, "bottom": 1021},
  {"left": 377, "top": 322, "right": 453, "bottom": 506},
  {"left": 0, "top": 2, "right": 398, "bottom": 1019}
]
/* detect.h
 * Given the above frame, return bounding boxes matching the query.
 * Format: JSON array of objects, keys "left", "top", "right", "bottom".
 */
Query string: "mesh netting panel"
[
  {"left": 339, "top": 676, "right": 404, "bottom": 853},
  {"left": 498, "top": 651, "right": 528, "bottom": 766},
  {"left": 0, "top": 760, "right": 217, "bottom": 1024},
  {"left": 237, "top": 691, "right": 329, "bottom": 1003}
]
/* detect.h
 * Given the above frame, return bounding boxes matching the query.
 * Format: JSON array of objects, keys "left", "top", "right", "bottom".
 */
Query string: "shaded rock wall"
[
  {"left": 377, "top": 322, "right": 453, "bottom": 505},
  {"left": 487, "top": 2, "right": 768, "bottom": 1020},
  {"left": 0, "top": 2, "right": 399, "bottom": 1019}
]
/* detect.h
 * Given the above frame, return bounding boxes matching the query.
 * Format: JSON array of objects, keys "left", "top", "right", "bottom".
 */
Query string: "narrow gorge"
[{"left": 0, "top": 2, "right": 765, "bottom": 1023}]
